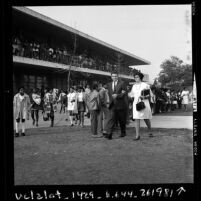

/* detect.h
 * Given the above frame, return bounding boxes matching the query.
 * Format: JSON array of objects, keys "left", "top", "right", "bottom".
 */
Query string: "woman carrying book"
[{"left": 129, "top": 71, "right": 153, "bottom": 140}]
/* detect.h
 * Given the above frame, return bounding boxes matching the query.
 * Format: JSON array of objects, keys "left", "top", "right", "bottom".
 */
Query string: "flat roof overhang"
[
  {"left": 13, "top": 56, "right": 135, "bottom": 80},
  {"left": 12, "top": 6, "right": 151, "bottom": 67}
]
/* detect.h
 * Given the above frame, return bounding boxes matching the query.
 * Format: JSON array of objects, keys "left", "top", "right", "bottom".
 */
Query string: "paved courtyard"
[{"left": 15, "top": 105, "right": 193, "bottom": 130}]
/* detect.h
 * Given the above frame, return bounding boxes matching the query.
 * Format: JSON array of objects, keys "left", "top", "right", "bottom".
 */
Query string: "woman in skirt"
[
  {"left": 30, "top": 88, "right": 41, "bottom": 127},
  {"left": 67, "top": 87, "right": 78, "bottom": 126}
]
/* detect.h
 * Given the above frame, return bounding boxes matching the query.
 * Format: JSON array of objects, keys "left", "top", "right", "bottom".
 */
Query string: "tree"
[
  {"left": 158, "top": 56, "right": 192, "bottom": 90},
  {"left": 181, "top": 64, "right": 193, "bottom": 86}
]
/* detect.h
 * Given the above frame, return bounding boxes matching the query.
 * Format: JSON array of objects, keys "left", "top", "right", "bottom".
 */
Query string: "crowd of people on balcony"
[{"left": 12, "top": 35, "right": 133, "bottom": 76}]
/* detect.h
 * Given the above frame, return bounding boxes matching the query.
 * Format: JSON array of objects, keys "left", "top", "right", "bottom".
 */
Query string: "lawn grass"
[{"left": 14, "top": 126, "right": 193, "bottom": 185}]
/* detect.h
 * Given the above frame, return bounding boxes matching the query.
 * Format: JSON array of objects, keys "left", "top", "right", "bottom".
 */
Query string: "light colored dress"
[
  {"left": 181, "top": 90, "right": 189, "bottom": 105},
  {"left": 130, "top": 82, "right": 152, "bottom": 119},
  {"left": 43, "top": 92, "right": 57, "bottom": 113},
  {"left": 67, "top": 92, "right": 78, "bottom": 113}
]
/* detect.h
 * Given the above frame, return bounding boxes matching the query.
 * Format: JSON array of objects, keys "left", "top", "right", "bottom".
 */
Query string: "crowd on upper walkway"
[{"left": 12, "top": 35, "right": 133, "bottom": 76}]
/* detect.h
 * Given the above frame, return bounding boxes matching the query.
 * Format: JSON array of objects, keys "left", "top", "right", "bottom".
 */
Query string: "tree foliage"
[{"left": 157, "top": 56, "right": 192, "bottom": 90}]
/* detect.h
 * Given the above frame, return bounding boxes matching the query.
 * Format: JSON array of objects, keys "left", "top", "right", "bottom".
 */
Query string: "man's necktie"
[{"left": 113, "top": 81, "right": 115, "bottom": 91}]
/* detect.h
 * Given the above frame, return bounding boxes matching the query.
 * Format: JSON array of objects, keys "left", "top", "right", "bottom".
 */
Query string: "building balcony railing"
[
  {"left": 13, "top": 55, "right": 135, "bottom": 80},
  {"left": 12, "top": 42, "right": 134, "bottom": 77}
]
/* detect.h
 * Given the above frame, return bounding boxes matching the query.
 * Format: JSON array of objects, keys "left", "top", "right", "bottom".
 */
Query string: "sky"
[{"left": 27, "top": 5, "right": 192, "bottom": 84}]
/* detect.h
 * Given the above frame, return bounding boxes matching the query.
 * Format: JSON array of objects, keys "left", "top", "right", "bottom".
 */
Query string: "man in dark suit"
[{"left": 105, "top": 71, "right": 128, "bottom": 139}]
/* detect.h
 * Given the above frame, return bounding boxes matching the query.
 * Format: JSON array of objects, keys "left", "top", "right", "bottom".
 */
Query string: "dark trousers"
[
  {"left": 90, "top": 110, "right": 99, "bottom": 135},
  {"left": 60, "top": 102, "right": 66, "bottom": 113},
  {"left": 98, "top": 106, "right": 109, "bottom": 134},
  {"left": 49, "top": 110, "right": 54, "bottom": 121},
  {"left": 48, "top": 110, "right": 54, "bottom": 127},
  {"left": 106, "top": 109, "right": 127, "bottom": 136},
  {"left": 31, "top": 110, "right": 39, "bottom": 122},
  {"left": 178, "top": 100, "right": 182, "bottom": 109},
  {"left": 166, "top": 103, "right": 171, "bottom": 112}
]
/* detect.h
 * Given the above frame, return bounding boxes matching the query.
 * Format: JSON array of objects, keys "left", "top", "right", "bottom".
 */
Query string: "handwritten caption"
[{"left": 15, "top": 187, "right": 186, "bottom": 200}]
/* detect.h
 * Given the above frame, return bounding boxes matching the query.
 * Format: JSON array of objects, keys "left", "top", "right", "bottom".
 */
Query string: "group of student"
[
  {"left": 149, "top": 87, "right": 192, "bottom": 114},
  {"left": 13, "top": 84, "right": 108, "bottom": 137},
  {"left": 13, "top": 70, "right": 192, "bottom": 140}
]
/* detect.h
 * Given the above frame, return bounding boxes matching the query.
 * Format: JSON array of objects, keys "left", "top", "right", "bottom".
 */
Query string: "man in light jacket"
[
  {"left": 86, "top": 83, "right": 101, "bottom": 137},
  {"left": 97, "top": 83, "right": 110, "bottom": 136},
  {"left": 13, "top": 86, "right": 31, "bottom": 137}
]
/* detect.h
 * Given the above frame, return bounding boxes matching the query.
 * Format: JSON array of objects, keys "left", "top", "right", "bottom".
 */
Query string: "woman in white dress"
[
  {"left": 129, "top": 72, "right": 153, "bottom": 140},
  {"left": 181, "top": 87, "right": 189, "bottom": 112},
  {"left": 67, "top": 87, "right": 78, "bottom": 126}
]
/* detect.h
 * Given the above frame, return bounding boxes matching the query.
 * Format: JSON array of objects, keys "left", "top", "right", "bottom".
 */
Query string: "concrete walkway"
[
  {"left": 129, "top": 115, "right": 193, "bottom": 129},
  {"left": 18, "top": 109, "right": 193, "bottom": 131}
]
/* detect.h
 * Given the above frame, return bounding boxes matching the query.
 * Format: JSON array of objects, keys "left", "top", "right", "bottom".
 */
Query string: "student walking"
[
  {"left": 104, "top": 71, "right": 128, "bottom": 140},
  {"left": 86, "top": 83, "right": 101, "bottom": 137},
  {"left": 43, "top": 88, "right": 57, "bottom": 127},
  {"left": 67, "top": 87, "right": 78, "bottom": 126},
  {"left": 181, "top": 87, "right": 190, "bottom": 112},
  {"left": 129, "top": 72, "right": 153, "bottom": 140},
  {"left": 77, "top": 86, "right": 86, "bottom": 127},
  {"left": 58, "top": 89, "right": 67, "bottom": 114},
  {"left": 30, "top": 88, "right": 41, "bottom": 127},
  {"left": 97, "top": 83, "right": 110, "bottom": 136},
  {"left": 13, "top": 87, "right": 31, "bottom": 137}
]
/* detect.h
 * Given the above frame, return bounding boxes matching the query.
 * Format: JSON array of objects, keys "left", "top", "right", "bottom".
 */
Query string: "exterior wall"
[
  {"left": 13, "top": 65, "right": 67, "bottom": 94},
  {"left": 13, "top": 61, "right": 150, "bottom": 95},
  {"left": 13, "top": 64, "right": 112, "bottom": 95}
]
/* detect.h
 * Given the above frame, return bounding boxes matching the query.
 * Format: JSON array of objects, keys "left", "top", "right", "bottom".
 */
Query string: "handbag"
[
  {"left": 136, "top": 98, "right": 146, "bottom": 111},
  {"left": 136, "top": 90, "right": 146, "bottom": 111},
  {"left": 43, "top": 112, "right": 49, "bottom": 121}
]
